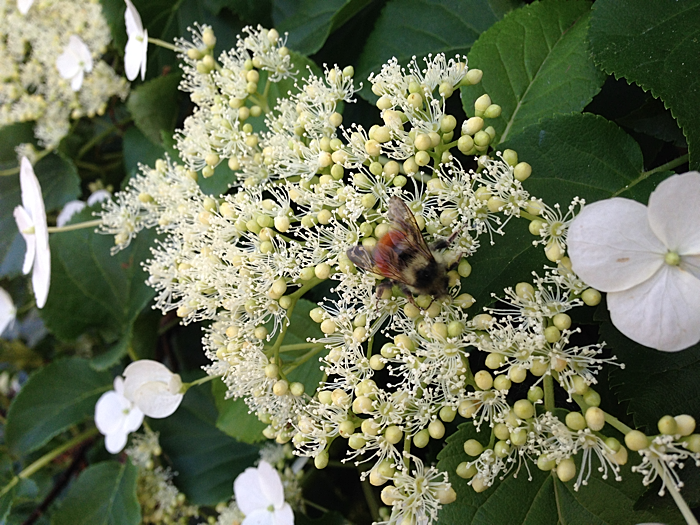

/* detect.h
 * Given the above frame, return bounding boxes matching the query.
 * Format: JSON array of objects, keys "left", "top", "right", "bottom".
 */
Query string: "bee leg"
[
  {"left": 375, "top": 281, "right": 393, "bottom": 301},
  {"left": 396, "top": 283, "right": 418, "bottom": 307},
  {"left": 431, "top": 224, "right": 467, "bottom": 251}
]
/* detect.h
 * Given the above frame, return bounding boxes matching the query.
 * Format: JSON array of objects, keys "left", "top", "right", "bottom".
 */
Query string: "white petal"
[
  {"left": 32, "top": 233, "right": 50, "bottom": 308},
  {"left": 132, "top": 382, "right": 183, "bottom": 418},
  {"left": 235, "top": 467, "right": 269, "bottom": 515},
  {"left": 20, "top": 157, "right": 46, "bottom": 228},
  {"left": 57, "top": 200, "right": 86, "bottom": 227},
  {"left": 114, "top": 375, "right": 125, "bottom": 394},
  {"left": 647, "top": 171, "right": 700, "bottom": 255},
  {"left": 567, "top": 198, "right": 666, "bottom": 292},
  {"left": 94, "top": 390, "right": 129, "bottom": 435},
  {"left": 13, "top": 205, "right": 35, "bottom": 275},
  {"left": 86, "top": 190, "right": 112, "bottom": 206},
  {"left": 0, "top": 288, "right": 16, "bottom": 336},
  {"left": 272, "top": 503, "right": 294, "bottom": 525},
  {"left": 124, "top": 0, "right": 144, "bottom": 37},
  {"left": 681, "top": 254, "right": 700, "bottom": 280},
  {"left": 256, "top": 461, "right": 285, "bottom": 508},
  {"left": 140, "top": 29, "right": 148, "bottom": 80},
  {"left": 17, "top": 0, "right": 33, "bottom": 15},
  {"left": 123, "top": 360, "right": 175, "bottom": 399},
  {"left": 70, "top": 69, "right": 84, "bottom": 91},
  {"left": 122, "top": 405, "right": 144, "bottom": 432},
  {"left": 607, "top": 265, "right": 700, "bottom": 352},
  {"left": 69, "top": 35, "right": 93, "bottom": 73},
  {"left": 56, "top": 48, "right": 80, "bottom": 81},
  {"left": 242, "top": 509, "right": 275, "bottom": 525},
  {"left": 105, "top": 430, "right": 128, "bottom": 454},
  {"left": 124, "top": 36, "right": 143, "bottom": 81}
]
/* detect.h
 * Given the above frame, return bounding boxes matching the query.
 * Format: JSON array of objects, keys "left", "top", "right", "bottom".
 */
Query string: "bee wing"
[
  {"left": 387, "top": 196, "right": 435, "bottom": 262},
  {"left": 346, "top": 245, "right": 376, "bottom": 272}
]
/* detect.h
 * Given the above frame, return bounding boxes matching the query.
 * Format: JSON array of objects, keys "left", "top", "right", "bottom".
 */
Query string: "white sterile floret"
[
  {"left": 123, "top": 360, "right": 184, "bottom": 418},
  {"left": 94, "top": 377, "right": 144, "bottom": 453},
  {"left": 56, "top": 200, "right": 87, "bottom": 227},
  {"left": 124, "top": 0, "right": 148, "bottom": 81},
  {"left": 568, "top": 172, "right": 700, "bottom": 352},
  {"left": 17, "top": 0, "right": 33, "bottom": 14},
  {"left": 55, "top": 35, "right": 93, "bottom": 91},
  {"left": 233, "top": 460, "right": 294, "bottom": 525},
  {"left": 0, "top": 288, "right": 16, "bottom": 336},
  {"left": 13, "top": 157, "right": 50, "bottom": 308}
]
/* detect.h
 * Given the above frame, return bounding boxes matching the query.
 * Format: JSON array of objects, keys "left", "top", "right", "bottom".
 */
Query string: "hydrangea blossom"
[
  {"left": 233, "top": 461, "right": 294, "bottom": 525},
  {"left": 124, "top": 0, "right": 148, "bottom": 81},
  {"left": 13, "top": 157, "right": 50, "bottom": 308},
  {"left": 94, "top": 377, "right": 144, "bottom": 453},
  {"left": 568, "top": 172, "right": 700, "bottom": 351},
  {"left": 123, "top": 360, "right": 184, "bottom": 418},
  {"left": 17, "top": 0, "right": 33, "bottom": 14},
  {"left": 55, "top": 35, "right": 93, "bottom": 91}
]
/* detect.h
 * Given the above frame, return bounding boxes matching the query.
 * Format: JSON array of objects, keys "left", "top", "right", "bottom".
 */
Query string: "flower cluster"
[
  {"left": 98, "top": 24, "right": 700, "bottom": 524},
  {"left": 0, "top": 0, "right": 128, "bottom": 147}
]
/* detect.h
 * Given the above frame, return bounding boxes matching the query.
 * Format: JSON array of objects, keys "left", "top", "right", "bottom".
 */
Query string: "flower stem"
[
  {"left": 148, "top": 37, "right": 180, "bottom": 52},
  {"left": 655, "top": 458, "right": 699, "bottom": 525},
  {"left": 0, "top": 427, "right": 99, "bottom": 498},
  {"left": 47, "top": 219, "right": 102, "bottom": 233},
  {"left": 543, "top": 374, "right": 555, "bottom": 412},
  {"left": 184, "top": 374, "right": 219, "bottom": 390},
  {"left": 611, "top": 154, "right": 689, "bottom": 198},
  {"left": 276, "top": 343, "right": 325, "bottom": 352}
]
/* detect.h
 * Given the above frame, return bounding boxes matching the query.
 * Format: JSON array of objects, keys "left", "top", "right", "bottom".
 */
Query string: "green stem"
[
  {"left": 183, "top": 374, "right": 219, "bottom": 391},
  {"left": 572, "top": 394, "right": 634, "bottom": 435},
  {"left": 276, "top": 343, "right": 325, "bottom": 353},
  {"left": 543, "top": 374, "right": 555, "bottom": 413},
  {"left": 283, "top": 346, "right": 326, "bottom": 375},
  {"left": 47, "top": 219, "right": 102, "bottom": 233},
  {"left": 0, "top": 427, "right": 99, "bottom": 498},
  {"left": 611, "top": 154, "right": 689, "bottom": 197},
  {"left": 303, "top": 498, "right": 330, "bottom": 513},
  {"left": 655, "top": 458, "right": 699, "bottom": 525},
  {"left": 148, "top": 37, "right": 180, "bottom": 52}
]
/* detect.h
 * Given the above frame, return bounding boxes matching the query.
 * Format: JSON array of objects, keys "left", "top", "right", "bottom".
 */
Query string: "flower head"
[
  {"left": 233, "top": 461, "right": 294, "bottom": 525},
  {"left": 123, "top": 360, "right": 184, "bottom": 418},
  {"left": 94, "top": 377, "right": 144, "bottom": 453},
  {"left": 56, "top": 35, "right": 93, "bottom": 91},
  {"left": 124, "top": 0, "right": 148, "bottom": 81},
  {"left": 13, "top": 157, "right": 50, "bottom": 308},
  {"left": 568, "top": 172, "right": 700, "bottom": 352},
  {"left": 0, "top": 288, "right": 16, "bottom": 336}
]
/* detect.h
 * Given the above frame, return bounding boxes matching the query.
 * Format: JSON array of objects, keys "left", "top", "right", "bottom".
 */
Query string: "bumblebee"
[{"left": 347, "top": 196, "right": 462, "bottom": 304}]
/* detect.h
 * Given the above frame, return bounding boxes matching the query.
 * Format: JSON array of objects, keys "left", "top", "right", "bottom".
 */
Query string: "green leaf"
[
  {"left": 212, "top": 380, "right": 267, "bottom": 444},
  {"left": 600, "top": 315, "right": 700, "bottom": 434},
  {"left": 437, "top": 422, "right": 682, "bottom": 524},
  {"left": 588, "top": 0, "right": 700, "bottom": 169},
  {"left": 275, "top": 0, "right": 370, "bottom": 55},
  {"left": 356, "top": 0, "right": 519, "bottom": 100},
  {"left": 0, "top": 485, "right": 15, "bottom": 523},
  {"left": 0, "top": 152, "right": 80, "bottom": 279},
  {"left": 461, "top": 0, "right": 606, "bottom": 144},
  {"left": 149, "top": 386, "right": 259, "bottom": 505},
  {"left": 126, "top": 73, "right": 182, "bottom": 146},
  {"left": 0, "top": 123, "right": 35, "bottom": 169},
  {"left": 41, "top": 206, "right": 157, "bottom": 341},
  {"left": 121, "top": 127, "right": 169, "bottom": 181},
  {"left": 5, "top": 358, "right": 111, "bottom": 455},
  {"left": 50, "top": 461, "right": 140, "bottom": 525},
  {"left": 99, "top": 0, "right": 127, "bottom": 54}
]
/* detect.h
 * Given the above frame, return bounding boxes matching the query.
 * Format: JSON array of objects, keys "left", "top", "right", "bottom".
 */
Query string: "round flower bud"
[
  {"left": 440, "top": 406, "right": 457, "bottom": 423},
  {"left": 315, "top": 262, "right": 332, "bottom": 280},
  {"left": 338, "top": 420, "right": 355, "bottom": 438},
  {"left": 447, "top": 321, "right": 464, "bottom": 337},
  {"left": 528, "top": 386, "right": 544, "bottom": 402},
  {"left": 465, "top": 68, "right": 483, "bottom": 85},
  {"left": 471, "top": 477, "right": 489, "bottom": 493},
  {"left": 458, "top": 399, "right": 478, "bottom": 418},
  {"left": 454, "top": 293, "right": 475, "bottom": 309},
  {"left": 501, "top": 149, "right": 518, "bottom": 166},
  {"left": 530, "top": 359, "right": 549, "bottom": 377},
  {"left": 544, "top": 325, "right": 561, "bottom": 343},
  {"left": 585, "top": 407, "right": 605, "bottom": 431},
  {"left": 537, "top": 454, "right": 556, "bottom": 471},
  {"left": 385, "top": 425, "right": 403, "bottom": 444},
  {"left": 472, "top": 313, "right": 493, "bottom": 330},
  {"left": 456, "top": 462, "right": 477, "bottom": 479},
  {"left": 513, "top": 162, "right": 532, "bottom": 181},
  {"left": 474, "top": 94, "right": 491, "bottom": 115},
  {"left": 553, "top": 313, "right": 572, "bottom": 331},
  {"left": 462, "top": 117, "right": 484, "bottom": 136},
  {"left": 290, "top": 382, "right": 305, "bottom": 396},
  {"left": 314, "top": 451, "right": 329, "bottom": 469},
  {"left": 625, "top": 430, "right": 649, "bottom": 451},
  {"left": 254, "top": 325, "right": 268, "bottom": 340},
  {"left": 565, "top": 412, "right": 586, "bottom": 431},
  {"left": 609, "top": 445, "right": 628, "bottom": 465},
  {"left": 494, "top": 423, "right": 510, "bottom": 441},
  {"left": 272, "top": 380, "right": 289, "bottom": 396},
  {"left": 484, "top": 353, "right": 504, "bottom": 369},
  {"left": 380, "top": 485, "right": 400, "bottom": 505},
  {"left": 529, "top": 219, "right": 545, "bottom": 235},
  {"left": 583, "top": 389, "right": 601, "bottom": 407},
  {"left": 682, "top": 434, "right": 700, "bottom": 453},
  {"left": 415, "top": 150, "right": 430, "bottom": 166},
  {"left": 513, "top": 399, "right": 534, "bottom": 419},
  {"left": 436, "top": 486, "right": 457, "bottom": 505},
  {"left": 414, "top": 133, "right": 432, "bottom": 151},
  {"left": 493, "top": 375, "right": 511, "bottom": 391},
  {"left": 349, "top": 433, "right": 367, "bottom": 450},
  {"left": 413, "top": 429, "right": 430, "bottom": 448},
  {"left": 318, "top": 390, "right": 333, "bottom": 405},
  {"left": 509, "top": 366, "right": 527, "bottom": 383},
  {"left": 510, "top": 428, "right": 528, "bottom": 446},
  {"left": 309, "top": 307, "right": 325, "bottom": 323},
  {"left": 605, "top": 437, "right": 621, "bottom": 453},
  {"left": 362, "top": 419, "right": 381, "bottom": 436},
  {"left": 658, "top": 415, "right": 678, "bottom": 435},
  {"left": 320, "top": 319, "right": 337, "bottom": 334},
  {"left": 264, "top": 363, "right": 279, "bottom": 379},
  {"left": 474, "top": 370, "right": 493, "bottom": 390},
  {"left": 457, "top": 135, "right": 475, "bottom": 153},
  {"left": 473, "top": 130, "right": 491, "bottom": 147},
  {"left": 463, "top": 439, "right": 483, "bottom": 456},
  {"left": 484, "top": 104, "right": 502, "bottom": 119},
  {"left": 556, "top": 458, "right": 576, "bottom": 483},
  {"left": 675, "top": 415, "right": 696, "bottom": 436},
  {"left": 572, "top": 375, "right": 589, "bottom": 395},
  {"left": 428, "top": 419, "right": 446, "bottom": 439},
  {"left": 494, "top": 440, "right": 510, "bottom": 458},
  {"left": 369, "top": 469, "right": 387, "bottom": 487},
  {"left": 581, "top": 288, "right": 602, "bottom": 306}
]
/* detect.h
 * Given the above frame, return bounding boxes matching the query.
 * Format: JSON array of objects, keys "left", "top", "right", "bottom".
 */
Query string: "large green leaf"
[
  {"left": 274, "top": 0, "right": 370, "bottom": 55},
  {"left": 356, "top": 0, "right": 520, "bottom": 101},
  {"left": 149, "top": 386, "right": 259, "bottom": 505},
  {"left": 5, "top": 358, "right": 111, "bottom": 455},
  {"left": 589, "top": 0, "right": 700, "bottom": 169},
  {"left": 41, "top": 207, "right": 157, "bottom": 341},
  {"left": 461, "top": 0, "right": 606, "bottom": 144},
  {"left": 50, "top": 461, "right": 140, "bottom": 525},
  {"left": 0, "top": 152, "right": 80, "bottom": 279},
  {"left": 212, "top": 379, "right": 267, "bottom": 444},
  {"left": 126, "top": 73, "right": 182, "bottom": 147},
  {"left": 436, "top": 422, "right": 682, "bottom": 524}
]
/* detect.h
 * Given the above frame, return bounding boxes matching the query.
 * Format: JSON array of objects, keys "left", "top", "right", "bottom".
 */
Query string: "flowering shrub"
[{"left": 1, "top": 1, "right": 699, "bottom": 524}]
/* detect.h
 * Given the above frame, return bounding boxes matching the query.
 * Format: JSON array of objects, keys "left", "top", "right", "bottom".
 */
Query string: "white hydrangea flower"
[
  {"left": 17, "top": 0, "right": 33, "bottom": 14},
  {"left": 13, "top": 157, "right": 50, "bottom": 309},
  {"left": 94, "top": 377, "right": 144, "bottom": 453},
  {"left": 56, "top": 200, "right": 87, "bottom": 227},
  {"left": 233, "top": 460, "right": 294, "bottom": 525},
  {"left": 0, "top": 288, "right": 16, "bottom": 336},
  {"left": 123, "top": 360, "right": 184, "bottom": 418},
  {"left": 56, "top": 35, "right": 93, "bottom": 91},
  {"left": 568, "top": 172, "right": 700, "bottom": 352},
  {"left": 124, "top": 0, "right": 148, "bottom": 81}
]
